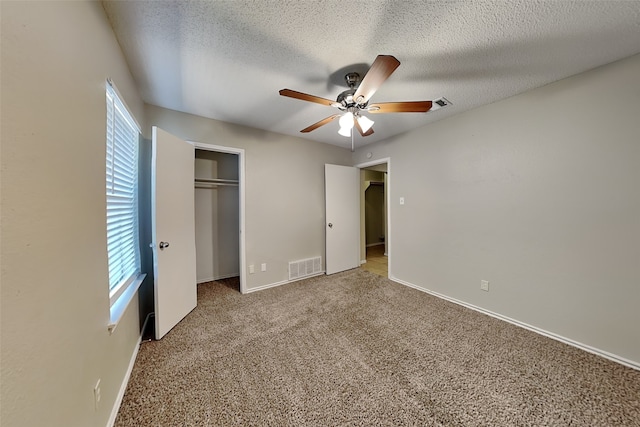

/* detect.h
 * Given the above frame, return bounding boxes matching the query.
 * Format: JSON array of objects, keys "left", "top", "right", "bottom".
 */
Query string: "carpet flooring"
[{"left": 115, "top": 269, "right": 640, "bottom": 426}]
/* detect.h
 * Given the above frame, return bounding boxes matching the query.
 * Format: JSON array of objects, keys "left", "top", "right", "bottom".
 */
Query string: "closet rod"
[
  {"left": 195, "top": 182, "right": 238, "bottom": 189},
  {"left": 195, "top": 178, "right": 238, "bottom": 184}
]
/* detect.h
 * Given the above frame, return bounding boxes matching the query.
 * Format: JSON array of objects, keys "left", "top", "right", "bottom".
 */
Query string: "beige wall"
[
  {"left": 145, "top": 105, "right": 352, "bottom": 290},
  {"left": 353, "top": 54, "right": 640, "bottom": 366},
  {"left": 1, "top": 2, "right": 145, "bottom": 426}
]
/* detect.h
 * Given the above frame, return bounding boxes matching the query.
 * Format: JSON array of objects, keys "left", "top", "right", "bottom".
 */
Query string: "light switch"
[{"left": 399, "top": 197, "right": 405, "bottom": 205}]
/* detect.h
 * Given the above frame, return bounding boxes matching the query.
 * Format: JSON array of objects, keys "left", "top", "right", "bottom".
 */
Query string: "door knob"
[
  {"left": 328, "top": 223, "right": 333, "bottom": 228},
  {"left": 159, "top": 241, "right": 170, "bottom": 249}
]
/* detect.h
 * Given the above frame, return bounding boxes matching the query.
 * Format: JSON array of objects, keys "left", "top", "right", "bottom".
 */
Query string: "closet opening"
[{"left": 194, "top": 145, "right": 245, "bottom": 293}]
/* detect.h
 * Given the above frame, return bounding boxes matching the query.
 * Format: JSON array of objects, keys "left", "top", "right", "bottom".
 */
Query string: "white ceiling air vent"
[{"left": 430, "top": 97, "right": 451, "bottom": 112}]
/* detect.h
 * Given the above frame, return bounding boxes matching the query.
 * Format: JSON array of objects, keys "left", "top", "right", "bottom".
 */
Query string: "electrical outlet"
[
  {"left": 249, "top": 264, "right": 255, "bottom": 274},
  {"left": 94, "top": 379, "right": 101, "bottom": 411},
  {"left": 261, "top": 263, "right": 267, "bottom": 272},
  {"left": 481, "top": 280, "right": 489, "bottom": 292}
]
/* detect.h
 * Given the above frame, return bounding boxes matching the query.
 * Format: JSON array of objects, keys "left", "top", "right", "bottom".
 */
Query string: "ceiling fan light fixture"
[
  {"left": 338, "top": 111, "right": 354, "bottom": 130},
  {"left": 338, "top": 126, "right": 352, "bottom": 137},
  {"left": 357, "top": 115, "right": 374, "bottom": 133}
]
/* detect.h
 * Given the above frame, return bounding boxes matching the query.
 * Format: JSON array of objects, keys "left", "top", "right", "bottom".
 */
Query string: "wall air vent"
[
  {"left": 288, "top": 256, "right": 322, "bottom": 281},
  {"left": 431, "top": 97, "right": 452, "bottom": 111}
]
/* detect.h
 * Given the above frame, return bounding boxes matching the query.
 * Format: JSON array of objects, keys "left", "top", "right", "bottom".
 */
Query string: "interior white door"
[
  {"left": 325, "top": 164, "right": 360, "bottom": 275},
  {"left": 152, "top": 127, "right": 197, "bottom": 339}
]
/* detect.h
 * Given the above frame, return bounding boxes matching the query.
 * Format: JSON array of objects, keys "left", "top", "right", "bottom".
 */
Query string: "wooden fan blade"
[
  {"left": 279, "top": 89, "right": 336, "bottom": 107},
  {"left": 301, "top": 114, "right": 341, "bottom": 133},
  {"left": 354, "top": 119, "right": 374, "bottom": 137},
  {"left": 368, "top": 101, "right": 432, "bottom": 114},
  {"left": 352, "top": 55, "right": 401, "bottom": 104}
]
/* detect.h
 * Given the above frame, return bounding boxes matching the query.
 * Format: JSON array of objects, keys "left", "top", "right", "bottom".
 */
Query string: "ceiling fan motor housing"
[{"left": 337, "top": 73, "right": 368, "bottom": 110}]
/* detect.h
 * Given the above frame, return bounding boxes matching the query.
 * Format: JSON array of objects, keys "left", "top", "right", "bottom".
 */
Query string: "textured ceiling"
[{"left": 102, "top": 0, "right": 640, "bottom": 150}]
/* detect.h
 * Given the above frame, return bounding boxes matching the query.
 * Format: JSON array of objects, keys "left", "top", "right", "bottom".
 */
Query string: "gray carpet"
[{"left": 115, "top": 269, "right": 640, "bottom": 426}]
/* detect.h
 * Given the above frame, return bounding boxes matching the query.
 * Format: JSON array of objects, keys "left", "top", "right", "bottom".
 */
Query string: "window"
[{"left": 106, "top": 81, "right": 143, "bottom": 327}]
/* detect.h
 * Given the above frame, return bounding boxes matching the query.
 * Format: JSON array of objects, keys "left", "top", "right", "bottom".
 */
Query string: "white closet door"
[{"left": 152, "top": 127, "right": 197, "bottom": 339}]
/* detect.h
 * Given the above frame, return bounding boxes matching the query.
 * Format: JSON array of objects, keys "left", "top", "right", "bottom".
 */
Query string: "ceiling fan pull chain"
[{"left": 351, "top": 128, "right": 355, "bottom": 152}]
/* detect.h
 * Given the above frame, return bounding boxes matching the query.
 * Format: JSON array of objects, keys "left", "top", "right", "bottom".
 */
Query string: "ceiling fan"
[{"left": 279, "top": 55, "right": 433, "bottom": 138}]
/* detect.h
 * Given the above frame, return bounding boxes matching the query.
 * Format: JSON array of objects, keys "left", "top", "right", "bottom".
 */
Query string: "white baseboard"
[
  {"left": 244, "top": 272, "right": 325, "bottom": 294},
  {"left": 106, "top": 313, "right": 150, "bottom": 427},
  {"left": 197, "top": 272, "right": 240, "bottom": 284},
  {"left": 390, "top": 276, "right": 640, "bottom": 371},
  {"left": 366, "top": 242, "right": 385, "bottom": 247},
  {"left": 360, "top": 259, "right": 367, "bottom": 265}
]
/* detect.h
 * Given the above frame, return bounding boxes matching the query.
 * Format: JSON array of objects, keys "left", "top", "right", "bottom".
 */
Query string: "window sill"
[{"left": 108, "top": 273, "right": 146, "bottom": 334}]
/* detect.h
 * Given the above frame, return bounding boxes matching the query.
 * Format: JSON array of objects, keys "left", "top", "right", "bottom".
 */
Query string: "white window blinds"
[{"left": 106, "top": 82, "right": 141, "bottom": 302}]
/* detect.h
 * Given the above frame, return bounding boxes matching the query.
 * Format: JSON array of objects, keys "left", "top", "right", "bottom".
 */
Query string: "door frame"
[
  {"left": 354, "top": 157, "right": 391, "bottom": 278},
  {"left": 191, "top": 141, "right": 247, "bottom": 294}
]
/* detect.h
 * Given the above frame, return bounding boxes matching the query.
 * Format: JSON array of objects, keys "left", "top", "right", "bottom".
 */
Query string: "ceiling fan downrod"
[{"left": 345, "top": 72, "right": 360, "bottom": 88}]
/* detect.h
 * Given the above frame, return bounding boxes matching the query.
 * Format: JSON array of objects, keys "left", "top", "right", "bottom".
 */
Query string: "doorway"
[
  {"left": 193, "top": 142, "right": 246, "bottom": 293},
  {"left": 355, "top": 158, "right": 390, "bottom": 278}
]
